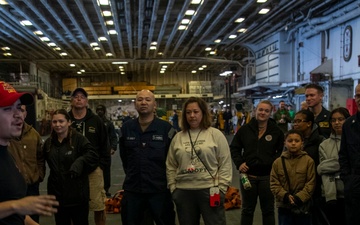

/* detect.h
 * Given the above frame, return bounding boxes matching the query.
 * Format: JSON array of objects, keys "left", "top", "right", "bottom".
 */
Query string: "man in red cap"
[{"left": 0, "top": 81, "right": 59, "bottom": 224}]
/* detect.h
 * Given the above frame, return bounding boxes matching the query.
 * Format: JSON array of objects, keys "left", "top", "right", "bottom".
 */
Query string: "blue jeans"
[
  {"left": 278, "top": 207, "right": 311, "bottom": 225},
  {"left": 240, "top": 175, "right": 275, "bottom": 225}
]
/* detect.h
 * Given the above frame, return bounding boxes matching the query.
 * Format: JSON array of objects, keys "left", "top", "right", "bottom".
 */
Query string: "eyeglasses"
[
  {"left": 330, "top": 117, "right": 345, "bottom": 123},
  {"left": 293, "top": 119, "right": 308, "bottom": 124}
]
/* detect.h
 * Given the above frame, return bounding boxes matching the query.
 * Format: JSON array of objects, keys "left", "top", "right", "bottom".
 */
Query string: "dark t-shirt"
[{"left": 0, "top": 145, "right": 27, "bottom": 225}]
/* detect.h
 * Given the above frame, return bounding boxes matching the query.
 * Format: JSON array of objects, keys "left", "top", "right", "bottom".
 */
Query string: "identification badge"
[{"left": 209, "top": 187, "right": 220, "bottom": 207}]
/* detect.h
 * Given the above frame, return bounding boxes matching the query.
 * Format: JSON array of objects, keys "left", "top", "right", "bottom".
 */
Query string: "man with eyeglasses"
[
  {"left": 305, "top": 83, "right": 331, "bottom": 138},
  {"left": 339, "top": 83, "right": 360, "bottom": 225},
  {"left": 69, "top": 87, "right": 109, "bottom": 225}
]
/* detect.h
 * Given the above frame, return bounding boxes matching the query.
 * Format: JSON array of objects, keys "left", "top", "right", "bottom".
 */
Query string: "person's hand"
[
  {"left": 288, "top": 194, "right": 295, "bottom": 205},
  {"left": 239, "top": 162, "right": 249, "bottom": 173},
  {"left": 110, "top": 149, "right": 116, "bottom": 155},
  {"left": 13, "top": 195, "right": 58, "bottom": 216}
]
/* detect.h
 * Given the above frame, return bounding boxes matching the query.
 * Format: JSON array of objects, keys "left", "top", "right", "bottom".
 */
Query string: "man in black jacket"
[
  {"left": 69, "top": 88, "right": 109, "bottom": 225},
  {"left": 339, "top": 83, "right": 360, "bottom": 225}
]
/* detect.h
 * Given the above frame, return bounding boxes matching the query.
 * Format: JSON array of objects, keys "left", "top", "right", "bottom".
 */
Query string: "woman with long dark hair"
[
  {"left": 43, "top": 109, "right": 98, "bottom": 225},
  {"left": 317, "top": 107, "right": 350, "bottom": 225}
]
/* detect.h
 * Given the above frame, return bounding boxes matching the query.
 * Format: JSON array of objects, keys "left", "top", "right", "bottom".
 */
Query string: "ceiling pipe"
[
  {"left": 285, "top": 0, "right": 356, "bottom": 43},
  {"left": 304, "top": 0, "right": 359, "bottom": 28},
  {"left": 302, "top": 4, "right": 360, "bottom": 39}
]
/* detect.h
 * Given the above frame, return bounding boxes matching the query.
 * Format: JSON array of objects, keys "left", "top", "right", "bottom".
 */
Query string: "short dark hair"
[
  {"left": 181, "top": 97, "right": 211, "bottom": 131},
  {"left": 305, "top": 83, "right": 324, "bottom": 94},
  {"left": 285, "top": 129, "right": 304, "bottom": 141}
]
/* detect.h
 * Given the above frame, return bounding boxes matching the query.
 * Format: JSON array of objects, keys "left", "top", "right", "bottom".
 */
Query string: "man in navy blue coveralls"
[{"left": 119, "top": 89, "right": 176, "bottom": 225}]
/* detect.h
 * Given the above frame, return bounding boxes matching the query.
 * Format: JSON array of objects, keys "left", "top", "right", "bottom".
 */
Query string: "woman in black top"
[{"left": 43, "top": 109, "right": 98, "bottom": 225}]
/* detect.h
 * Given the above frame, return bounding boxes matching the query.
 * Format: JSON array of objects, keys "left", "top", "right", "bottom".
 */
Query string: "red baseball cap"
[{"left": 0, "top": 81, "right": 34, "bottom": 107}]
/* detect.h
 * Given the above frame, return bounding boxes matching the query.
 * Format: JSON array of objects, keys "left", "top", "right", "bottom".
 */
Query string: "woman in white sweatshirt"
[{"left": 166, "top": 97, "right": 233, "bottom": 225}]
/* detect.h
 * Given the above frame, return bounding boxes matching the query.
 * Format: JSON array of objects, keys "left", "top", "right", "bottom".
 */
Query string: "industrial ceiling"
[{"left": 0, "top": 0, "right": 342, "bottom": 79}]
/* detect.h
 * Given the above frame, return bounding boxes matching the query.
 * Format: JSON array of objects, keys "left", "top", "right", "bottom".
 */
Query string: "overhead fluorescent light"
[
  {"left": 191, "top": 70, "right": 197, "bottom": 73},
  {"left": 121, "top": 72, "right": 125, "bottom": 74},
  {"left": 3, "top": 53, "right": 12, "bottom": 56},
  {"left": 118, "top": 66, "right": 124, "bottom": 69},
  {"left": 80, "top": 69, "right": 85, "bottom": 72},
  {"left": 59, "top": 52, "right": 68, "bottom": 56},
  {"left": 151, "top": 41, "right": 157, "bottom": 45},
  {"left": 40, "top": 37, "right": 50, "bottom": 42},
  {"left": 93, "top": 47, "right": 101, "bottom": 50},
  {"left": 237, "top": 28, "right": 247, "bottom": 33},
  {"left": 159, "top": 61, "right": 174, "bottom": 64},
  {"left": 106, "top": 20, "right": 114, "bottom": 25},
  {"left": 1, "top": 47, "right": 10, "bottom": 51},
  {"left": 0, "top": 0, "right": 9, "bottom": 5},
  {"left": 185, "top": 10, "right": 195, "bottom": 16},
  {"left": 259, "top": 8, "right": 270, "bottom": 14},
  {"left": 219, "top": 71, "right": 232, "bottom": 76},
  {"left": 54, "top": 47, "right": 61, "bottom": 51},
  {"left": 98, "top": 37, "right": 107, "bottom": 41},
  {"left": 161, "top": 68, "right": 166, "bottom": 71},
  {"left": 198, "top": 68, "right": 204, "bottom": 70},
  {"left": 90, "top": 42, "right": 98, "bottom": 47},
  {"left": 202, "top": 65, "right": 207, "bottom": 68},
  {"left": 191, "top": 0, "right": 202, "bottom": 4},
  {"left": 160, "top": 71, "right": 165, "bottom": 73},
  {"left": 229, "top": 34, "right": 237, "bottom": 39},
  {"left": 69, "top": 64, "right": 76, "bottom": 67},
  {"left": 20, "top": 20, "right": 32, "bottom": 26},
  {"left": 178, "top": 25, "right": 187, "bottom": 30},
  {"left": 149, "top": 46, "right": 157, "bottom": 50},
  {"left": 47, "top": 43, "right": 56, "bottom": 47},
  {"left": 98, "top": 0, "right": 109, "bottom": 5},
  {"left": 108, "top": 30, "right": 117, "bottom": 35},
  {"left": 214, "top": 39, "right": 221, "bottom": 43},
  {"left": 181, "top": 19, "right": 190, "bottom": 24},
  {"left": 33, "top": 30, "right": 43, "bottom": 35},
  {"left": 257, "top": 0, "right": 267, "bottom": 2},
  {"left": 77, "top": 71, "right": 82, "bottom": 74},
  {"left": 205, "top": 47, "right": 212, "bottom": 51},
  {"left": 112, "top": 62, "right": 128, "bottom": 64},
  {"left": 106, "top": 53, "right": 113, "bottom": 56},
  {"left": 209, "top": 51, "right": 216, "bottom": 55},
  {"left": 102, "top": 11, "right": 112, "bottom": 17},
  {"left": 235, "top": 18, "right": 245, "bottom": 23},
  {"left": 162, "top": 65, "right": 168, "bottom": 68}
]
